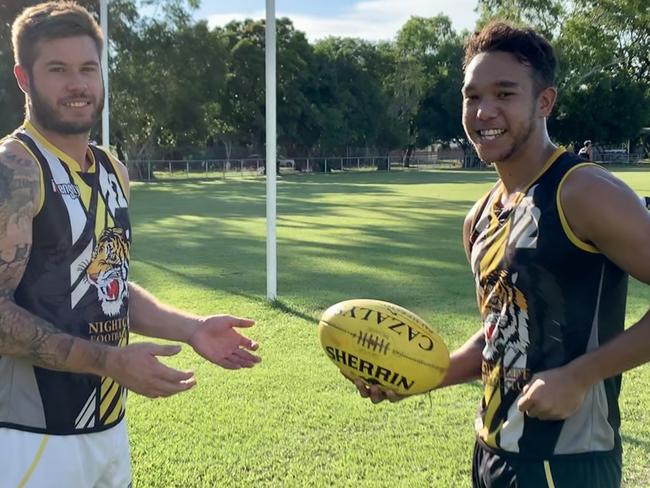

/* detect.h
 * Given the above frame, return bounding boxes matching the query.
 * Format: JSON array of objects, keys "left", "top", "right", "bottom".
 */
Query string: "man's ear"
[
  {"left": 14, "top": 64, "right": 30, "bottom": 95},
  {"left": 537, "top": 86, "right": 557, "bottom": 118}
]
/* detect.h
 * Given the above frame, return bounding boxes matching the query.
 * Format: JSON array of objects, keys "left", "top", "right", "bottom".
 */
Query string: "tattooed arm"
[
  {"left": 0, "top": 140, "right": 110, "bottom": 374},
  {"left": 0, "top": 141, "right": 199, "bottom": 397}
]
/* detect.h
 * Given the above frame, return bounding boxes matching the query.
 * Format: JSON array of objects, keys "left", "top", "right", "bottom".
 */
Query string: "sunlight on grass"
[{"left": 128, "top": 169, "right": 650, "bottom": 487}]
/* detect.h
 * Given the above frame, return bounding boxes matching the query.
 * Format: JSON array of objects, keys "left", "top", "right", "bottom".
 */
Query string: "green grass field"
[{"left": 127, "top": 168, "right": 650, "bottom": 487}]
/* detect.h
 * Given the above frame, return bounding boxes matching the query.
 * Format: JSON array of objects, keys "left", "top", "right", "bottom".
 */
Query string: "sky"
[{"left": 195, "top": 0, "right": 481, "bottom": 42}]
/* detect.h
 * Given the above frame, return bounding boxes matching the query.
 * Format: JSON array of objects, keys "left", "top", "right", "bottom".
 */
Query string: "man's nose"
[
  {"left": 65, "top": 71, "right": 89, "bottom": 92},
  {"left": 477, "top": 99, "right": 498, "bottom": 120}
]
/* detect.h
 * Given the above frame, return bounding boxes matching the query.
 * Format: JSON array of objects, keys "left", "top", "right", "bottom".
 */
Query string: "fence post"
[
  {"left": 325, "top": 159, "right": 328, "bottom": 173},
  {"left": 147, "top": 161, "right": 151, "bottom": 181}
]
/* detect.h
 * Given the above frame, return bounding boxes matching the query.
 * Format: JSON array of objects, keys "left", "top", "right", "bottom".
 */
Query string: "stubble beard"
[
  {"left": 29, "top": 77, "right": 104, "bottom": 135},
  {"left": 491, "top": 106, "right": 537, "bottom": 164}
]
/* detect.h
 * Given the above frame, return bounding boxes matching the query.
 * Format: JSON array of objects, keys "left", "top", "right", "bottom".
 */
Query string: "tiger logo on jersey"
[
  {"left": 481, "top": 269, "right": 530, "bottom": 392},
  {"left": 86, "top": 227, "right": 129, "bottom": 317}
]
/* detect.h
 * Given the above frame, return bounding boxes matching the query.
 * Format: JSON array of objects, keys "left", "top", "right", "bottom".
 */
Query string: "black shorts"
[{"left": 472, "top": 441, "right": 622, "bottom": 488}]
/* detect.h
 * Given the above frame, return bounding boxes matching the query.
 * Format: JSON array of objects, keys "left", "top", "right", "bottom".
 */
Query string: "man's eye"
[{"left": 497, "top": 92, "right": 514, "bottom": 99}]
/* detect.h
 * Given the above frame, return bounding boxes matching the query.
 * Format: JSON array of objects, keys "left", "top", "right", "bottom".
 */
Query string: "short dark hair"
[
  {"left": 464, "top": 21, "right": 556, "bottom": 94},
  {"left": 12, "top": 1, "right": 103, "bottom": 72}
]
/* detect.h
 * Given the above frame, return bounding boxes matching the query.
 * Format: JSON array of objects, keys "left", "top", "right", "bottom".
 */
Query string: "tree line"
[{"left": 1, "top": 0, "right": 648, "bottom": 168}]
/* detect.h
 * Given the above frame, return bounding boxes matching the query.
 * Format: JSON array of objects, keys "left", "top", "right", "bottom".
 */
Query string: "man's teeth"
[
  {"left": 64, "top": 101, "right": 89, "bottom": 108},
  {"left": 479, "top": 129, "right": 506, "bottom": 140}
]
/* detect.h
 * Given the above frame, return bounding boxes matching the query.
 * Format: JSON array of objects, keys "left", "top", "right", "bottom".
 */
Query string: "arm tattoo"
[
  {"left": 0, "top": 301, "right": 108, "bottom": 373},
  {"left": 0, "top": 147, "right": 107, "bottom": 373},
  {"left": 0, "top": 305, "right": 73, "bottom": 369},
  {"left": 0, "top": 150, "right": 37, "bottom": 283}
]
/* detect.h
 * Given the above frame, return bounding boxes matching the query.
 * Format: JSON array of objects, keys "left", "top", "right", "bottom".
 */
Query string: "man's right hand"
[
  {"left": 341, "top": 371, "right": 406, "bottom": 404},
  {"left": 106, "top": 342, "right": 196, "bottom": 398}
]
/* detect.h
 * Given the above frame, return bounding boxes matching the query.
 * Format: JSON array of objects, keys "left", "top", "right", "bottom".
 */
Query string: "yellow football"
[{"left": 318, "top": 299, "right": 449, "bottom": 395}]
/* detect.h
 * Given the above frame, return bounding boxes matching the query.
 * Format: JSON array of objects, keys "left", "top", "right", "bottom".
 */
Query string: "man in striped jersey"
[
  {"left": 0, "top": 2, "right": 260, "bottom": 486},
  {"left": 354, "top": 21, "right": 650, "bottom": 488}
]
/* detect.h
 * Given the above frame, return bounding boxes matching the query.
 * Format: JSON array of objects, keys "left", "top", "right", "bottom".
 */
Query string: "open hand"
[{"left": 188, "top": 315, "right": 261, "bottom": 369}]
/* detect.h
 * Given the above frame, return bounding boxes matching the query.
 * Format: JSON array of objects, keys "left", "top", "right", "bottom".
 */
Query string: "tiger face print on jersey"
[{"left": 86, "top": 227, "right": 129, "bottom": 317}]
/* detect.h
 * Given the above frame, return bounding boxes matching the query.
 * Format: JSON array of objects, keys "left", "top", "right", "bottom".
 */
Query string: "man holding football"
[{"left": 355, "top": 21, "right": 650, "bottom": 488}]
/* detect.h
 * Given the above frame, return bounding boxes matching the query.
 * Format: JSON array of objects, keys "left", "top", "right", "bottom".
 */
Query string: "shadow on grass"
[
  {"left": 622, "top": 433, "right": 650, "bottom": 451},
  {"left": 136, "top": 259, "right": 319, "bottom": 326},
  {"left": 130, "top": 169, "right": 647, "bottom": 341},
  {"left": 268, "top": 299, "right": 319, "bottom": 324},
  {"left": 130, "top": 172, "right": 482, "bottom": 297}
]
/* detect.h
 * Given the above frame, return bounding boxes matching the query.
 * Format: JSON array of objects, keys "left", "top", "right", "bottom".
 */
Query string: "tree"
[
  {"left": 551, "top": 71, "right": 649, "bottom": 146},
  {"left": 551, "top": 0, "right": 650, "bottom": 146},
  {"left": 312, "top": 37, "right": 387, "bottom": 155},
  {"left": 475, "top": 0, "right": 567, "bottom": 39},
  {"left": 390, "top": 16, "right": 468, "bottom": 163},
  {"left": 218, "top": 19, "right": 266, "bottom": 154},
  {"left": 109, "top": 17, "right": 227, "bottom": 169}
]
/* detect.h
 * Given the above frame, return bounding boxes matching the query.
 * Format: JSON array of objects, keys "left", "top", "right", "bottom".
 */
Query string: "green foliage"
[
  {"left": 476, "top": 0, "right": 568, "bottom": 38},
  {"left": 312, "top": 37, "right": 388, "bottom": 152},
  {"left": 551, "top": 71, "right": 650, "bottom": 145},
  {"left": 387, "top": 16, "right": 466, "bottom": 160},
  {"left": 1, "top": 0, "right": 648, "bottom": 160}
]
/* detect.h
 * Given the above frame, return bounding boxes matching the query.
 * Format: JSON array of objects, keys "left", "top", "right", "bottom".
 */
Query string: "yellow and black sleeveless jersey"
[
  {"left": 469, "top": 147, "right": 627, "bottom": 459},
  {"left": 1, "top": 121, "right": 131, "bottom": 435}
]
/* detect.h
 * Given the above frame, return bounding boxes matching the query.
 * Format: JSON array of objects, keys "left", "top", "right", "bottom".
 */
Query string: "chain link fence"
[
  {"left": 127, "top": 154, "right": 468, "bottom": 181},
  {"left": 126, "top": 145, "right": 646, "bottom": 181}
]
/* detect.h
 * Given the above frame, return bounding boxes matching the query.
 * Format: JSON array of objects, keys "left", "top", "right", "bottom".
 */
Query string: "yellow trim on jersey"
[
  {"left": 94, "top": 192, "right": 116, "bottom": 240},
  {"left": 100, "top": 376, "right": 113, "bottom": 398},
  {"left": 524, "top": 146, "right": 566, "bottom": 192},
  {"left": 17, "top": 435, "right": 49, "bottom": 488},
  {"left": 99, "top": 147, "right": 129, "bottom": 202},
  {"left": 23, "top": 120, "right": 96, "bottom": 174},
  {"left": 11, "top": 138, "right": 46, "bottom": 215},
  {"left": 477, "top": 147, "right": 565, "bottom": 276},
  {"left": 543, "top": 460, "right": 557, "bottom": 488},
  {"left": 556, "top": 163, "right": 600, "bottom": 254},
  {"left": 65, "top": 163, "right": 94, "bottom": 211},
  {"left": 102, "top": 327, "right": 129, "bottom": 424}
]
